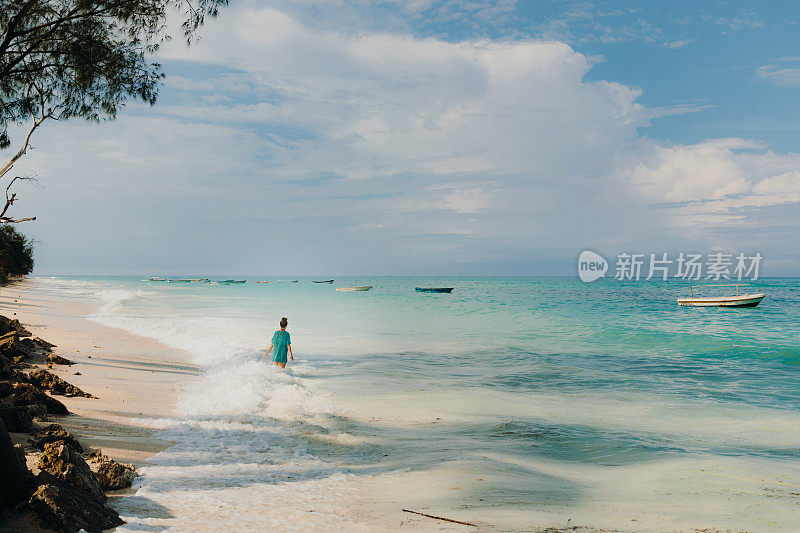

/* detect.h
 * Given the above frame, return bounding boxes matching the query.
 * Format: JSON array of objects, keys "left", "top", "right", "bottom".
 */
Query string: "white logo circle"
[{"left": 578, "top": 250, "right": 607, "bottom": 282}]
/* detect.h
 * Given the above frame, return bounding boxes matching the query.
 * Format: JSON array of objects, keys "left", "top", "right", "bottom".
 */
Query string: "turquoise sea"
[{"left": 32, "top": 276, "right": 800, "bottom": 531}]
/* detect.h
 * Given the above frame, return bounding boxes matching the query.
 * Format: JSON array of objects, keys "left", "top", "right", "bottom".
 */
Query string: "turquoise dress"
[{"left": 271, "top": 330, "right": 291, "bottom": 363}]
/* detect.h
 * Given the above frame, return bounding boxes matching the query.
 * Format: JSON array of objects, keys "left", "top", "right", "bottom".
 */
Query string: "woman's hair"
[{"left": 280, "top": 317, "right": 288, "bottom": 328}]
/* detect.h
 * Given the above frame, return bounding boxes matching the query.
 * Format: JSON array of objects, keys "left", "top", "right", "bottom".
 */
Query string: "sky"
[{"left": 8, "top": 0, "right": 800, "bottom": 276}]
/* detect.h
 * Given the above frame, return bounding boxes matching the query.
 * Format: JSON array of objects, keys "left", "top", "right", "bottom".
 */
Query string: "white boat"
[
  {"left": 677, "top": 285, "right": 765, "bottom": 308},
  {"left": 336, "top": 286, "right": 373, "bottom": 291}
]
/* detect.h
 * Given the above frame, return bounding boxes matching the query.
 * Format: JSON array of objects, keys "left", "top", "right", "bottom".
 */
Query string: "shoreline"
[
  {"left": 0, "top": 279, "right": 199, "bottom": 468},
  {"left": 0, "top": 279, "right": 200, "bottom": 531}
]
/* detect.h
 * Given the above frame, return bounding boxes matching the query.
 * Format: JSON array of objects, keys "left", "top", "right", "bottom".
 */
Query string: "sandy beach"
[{"left": 0, "top": 280, "right": 199, "bottom": 469}]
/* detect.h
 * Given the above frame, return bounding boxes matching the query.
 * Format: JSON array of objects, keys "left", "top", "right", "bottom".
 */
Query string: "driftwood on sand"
[{"left": 402, "top": 508, "right": 477, "bottom": 527}]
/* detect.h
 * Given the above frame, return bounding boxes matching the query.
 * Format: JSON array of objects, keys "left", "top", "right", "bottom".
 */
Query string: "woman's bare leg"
[{"left": 274, "top": 361, "right": 286, "bottom": 369}]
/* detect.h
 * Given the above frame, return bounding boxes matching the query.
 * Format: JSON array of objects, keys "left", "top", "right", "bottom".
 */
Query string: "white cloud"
[
  {"left": 621, "top": 138, "right": 800, "bottom": 232},
  {"left": 756, "top": 64, "right": 800, "bottom": 87},
  {"left": 713, "top": 16, "right": 764, "bottom": 30},
  {"left": 664, "top": 40, "right": 691, "bottom": 49}
]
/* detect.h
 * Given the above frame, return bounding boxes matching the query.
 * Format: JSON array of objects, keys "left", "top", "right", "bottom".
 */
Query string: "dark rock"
[
  {"left": 27, "top": 369, "right": 95, "bottom": 399},
  {"left": 0, "top": 381, "right": 13, "bottom": 398},
  {"left": 22, "top": 403, "right": 47, "bottom": 421},
  {"left": 0, "top": 332, "right": 18, "bottom": 357},
  {"left": 38, "top": 443, "right": 105, "bottom": 504},
  {"left": 94, "top": 460, "right": 136, "bottom": 490},
  {"left": 28, "top": 474, "right": 123, "bottom": 533},
  {"left": 47, "top": 354, "right": 74, "bottom": 366},
  {"left": 0, "top": 401, "right": 33, "bottom": 432},
  {"left": 0, "top": 419, "right": 34, "bottom": 509},
  {"left": 0, "top": 353, "right": 11, "bottom": 377},
  {"left": 16, "top": 337, "right": 39, "bottom": 358},
  {"left": 0, "top": 316, "right": 31, "bottom": 337},
  {"left": 32, "top": 337, "right": 56, "bottom": 351},
  {"left": 12, "top": 383, "right": 69, "bottom": 415},
  {"left": 12, "top": 355, "right": 32, "bottom": 369},
  {"left": 31, "top": 424, "right": 83, "bottom": 454}
]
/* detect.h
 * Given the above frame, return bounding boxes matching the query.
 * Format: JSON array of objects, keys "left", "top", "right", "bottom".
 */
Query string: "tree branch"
[
  {"left": 0, "top": 111, "right": 51, "bottom": 181},
  {"left": 0, "top": 176, "right": 37, "bottom": 223}
]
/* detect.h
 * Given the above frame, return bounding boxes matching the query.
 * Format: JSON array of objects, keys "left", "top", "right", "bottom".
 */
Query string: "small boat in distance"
[
  {"left": 415, "top": 287, "right": 454, "bottom": 293},
  {"left": 252, "top": 280, "right": 269, "bottom": 283},
  {"left": 677, "top": 285, "right": 766, "bottom": 308},
  {"left": 231, "top": 280, "right": 246, "bottom": 284},
  {"left": 149, "top": 277, "right": 167, "bottom": 281},
  {"left": 279, "top": 280, "right": 299, "bottom": 283},
  {"left": 336, "top": 286, "right": 373, "bottom": 291},
  {"left": 169, "top": 279, "right": 192, "bottom": 283},
  {"left": 311, "top": 280, "right": 334, "bottom": 284}
]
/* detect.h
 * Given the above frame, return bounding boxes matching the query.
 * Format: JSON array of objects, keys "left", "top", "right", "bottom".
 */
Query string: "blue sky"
[{"left": 9, "top": 0, "right": 800, "bottom": 275}]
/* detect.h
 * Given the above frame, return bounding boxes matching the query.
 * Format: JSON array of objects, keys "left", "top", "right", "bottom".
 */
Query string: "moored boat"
[
  {"left": 279, "top": 280, "right": 299, "bottom": 283},
  {"left": 311, "top": 280, "right": 334, "bottom": 284},
  {"left": 336, "top": 286, "right": 372, "bottom": 291},
  {"left": 252, "top": 281, "right": 269, "bottom": 283},
  {"left": 415, "top": 287, "right": 454, "bottom": 293},
  {"left": 149, "top": 277, "right": 167, "bottom": 281},
  {"left": 677, "top": 285, "right": 766, "bottom": 308}
]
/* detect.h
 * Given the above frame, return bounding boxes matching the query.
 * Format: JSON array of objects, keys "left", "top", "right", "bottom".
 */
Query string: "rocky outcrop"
[
  {"left": 16, "top": 336, "right": 41, "bottom": 357},
  {"left": 46, "top": 354, "right": 74, "bottom": 366},
  {"left": 86, "top": 451, "right": 137, "bottom": 490},
  {"left": 27, "top": 369, "right": 95, "bottom": 398},
  {"left": 0, "top": 353, "right": 12, "bottom": 377},
  {"left": 12, "top": 382, "right": 69, "bottom": 415},
  {"left": 94, "top": 460, "right": 137, "bottom": 491},
  {"left": 28, "top": 474, "right": 124, "bottom": 533},
  {"left": 0, "top": 419, "right": 34, "bottom": 508},
  {"left": 38, "top": 443, "right": 106, "bottom": 504},
  {"left": 0, "top": 331, "right": 19, "bottom": 357},
  {"left": 0, "top": 316, "right": 122, "bottom": 533},
  {"left": 31, "top": 424, "right": 83, "bottom": 454},
  {"left": 0, "top": 315, "right": 31, "bottom": 337},
  {"left": 0, "top": 398, "right": 34, "bottom": 432},
  {"left": 32, "top": 337, "right": 56, "bottom": 351}
]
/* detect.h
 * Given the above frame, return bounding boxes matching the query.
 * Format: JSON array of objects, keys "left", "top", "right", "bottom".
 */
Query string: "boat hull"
[
  {"left": 336, "top": 286, "right": 372, "bottom": 291},
  {"left": 311, "top": 280, "right": 334, "bottom": 284},
  {"left": 415, "top": 287, "right": 454, "bottom": 293},
  {"left": 677, "top": 293, "right": 766, "bottom": 308}
]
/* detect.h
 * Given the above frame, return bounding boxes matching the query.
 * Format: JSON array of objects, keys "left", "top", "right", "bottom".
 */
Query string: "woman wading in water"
[{"left": 263, "top": 317, "right": 293, "bottom": 368}]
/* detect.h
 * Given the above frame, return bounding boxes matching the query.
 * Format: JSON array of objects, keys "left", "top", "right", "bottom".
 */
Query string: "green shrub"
[{"left": 0, "top": 225, "right": 33, "bottom": 284}]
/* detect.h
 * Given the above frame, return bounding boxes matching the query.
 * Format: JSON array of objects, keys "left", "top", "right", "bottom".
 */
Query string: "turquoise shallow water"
[{"left": 32, "top": 276, "right": 800, "bottom": 531}]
